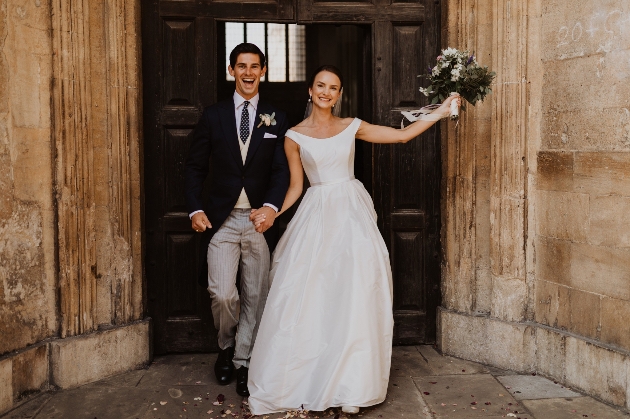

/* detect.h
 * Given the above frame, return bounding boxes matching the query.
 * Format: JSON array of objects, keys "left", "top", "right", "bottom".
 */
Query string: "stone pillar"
[
  {"left": 488, "top": 0, "right": 530, "bottom": 322},
  {"left": 441, "top": 0, "right": 494, "bottom": 315},
  {"left": 51, "top": 0, "right": 143, "bottom": 338}
]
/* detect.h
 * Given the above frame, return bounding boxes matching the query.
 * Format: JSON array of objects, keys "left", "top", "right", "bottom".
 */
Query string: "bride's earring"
[{"left": 304, "top": 96, "right": 313, "bottom": 119}]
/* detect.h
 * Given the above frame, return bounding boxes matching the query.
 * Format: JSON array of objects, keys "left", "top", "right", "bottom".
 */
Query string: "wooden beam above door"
[{"left": 160, "top": 0, "right": 295, "bottom": 21}]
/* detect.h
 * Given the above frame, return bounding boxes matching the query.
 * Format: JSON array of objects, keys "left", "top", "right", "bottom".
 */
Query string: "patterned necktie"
[{"left": 240, "top": 101, "right": 250, "bottom": 144}]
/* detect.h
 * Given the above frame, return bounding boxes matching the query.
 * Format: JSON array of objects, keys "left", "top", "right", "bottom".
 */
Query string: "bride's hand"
[{"left": 435, "top": 94, "right": 461, "bottom": 118}]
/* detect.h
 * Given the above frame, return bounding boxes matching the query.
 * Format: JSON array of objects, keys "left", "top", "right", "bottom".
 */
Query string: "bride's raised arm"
[{"left": 356, "top": 94, "right": 460, "bottom": 144}]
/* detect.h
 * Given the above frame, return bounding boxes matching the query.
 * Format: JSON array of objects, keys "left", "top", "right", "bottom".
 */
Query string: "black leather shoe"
[
  {"left": 236, "top": 366, "right": 250, "bottom": 397},
  {"left": 214, "top": 346, "right": 235, "bottom": 385}
]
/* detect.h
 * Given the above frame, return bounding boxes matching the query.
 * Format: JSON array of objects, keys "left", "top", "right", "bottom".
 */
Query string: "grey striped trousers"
[{"left": 207, "top": 208, "right": 270, "bottom": 369}]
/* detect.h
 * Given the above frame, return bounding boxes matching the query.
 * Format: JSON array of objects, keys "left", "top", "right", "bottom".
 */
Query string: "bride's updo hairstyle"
[{"left": 309, "top": 65, "right": 344, "bottom": 89}]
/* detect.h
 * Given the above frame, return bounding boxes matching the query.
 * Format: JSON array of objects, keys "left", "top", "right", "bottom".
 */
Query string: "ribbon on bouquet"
[
  {"left": 400, "top": 105, "right": 445, "bottom": 128},
  {"left": 400, "top": 93, "right": 460, "bottom": 128}
]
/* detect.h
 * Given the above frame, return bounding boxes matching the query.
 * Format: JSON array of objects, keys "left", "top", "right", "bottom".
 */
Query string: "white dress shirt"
[{"left": 189, "top": 91, "right": 278, "bottom": 219}]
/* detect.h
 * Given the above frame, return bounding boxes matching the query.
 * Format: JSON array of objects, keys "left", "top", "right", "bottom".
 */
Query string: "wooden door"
[
  {"left": 141, "top": 0, "right": 294, "bottom": 354},
  {"left": 142, "top": 0, "right": 441, "bottom": 354},
  {"left": 298, "top": 0, "right": 442, "bottom": 344}
]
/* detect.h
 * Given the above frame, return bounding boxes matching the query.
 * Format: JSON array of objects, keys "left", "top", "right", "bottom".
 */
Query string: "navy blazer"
[{"left": 185, "top": 97, "right": 290, "bottom": 285}]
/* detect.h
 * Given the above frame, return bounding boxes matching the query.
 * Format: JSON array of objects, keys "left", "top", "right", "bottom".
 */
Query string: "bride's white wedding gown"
[{"left": 247, "top": 118, "right": 394, "bottom": 414}]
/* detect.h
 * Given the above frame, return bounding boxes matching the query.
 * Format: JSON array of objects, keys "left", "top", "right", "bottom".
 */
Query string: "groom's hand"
[
  {"left": 192, "top": 212, "right": 212, "bottom": 232},
  {"left": 250, "top": 207, "right": 276, "bottom": 233}
]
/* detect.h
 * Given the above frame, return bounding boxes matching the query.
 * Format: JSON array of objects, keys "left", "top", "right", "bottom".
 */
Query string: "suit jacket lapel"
[
  {"left": 218, "top": 99, "right": 244, "bottom": 169},
  {"left": 244, "top": 101, "right": 267, "bottom": 169}
]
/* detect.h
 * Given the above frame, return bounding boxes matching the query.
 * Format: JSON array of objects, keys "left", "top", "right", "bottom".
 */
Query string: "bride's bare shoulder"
[{"left": 289, "top": 121, "right": 313, "bottom": 134}]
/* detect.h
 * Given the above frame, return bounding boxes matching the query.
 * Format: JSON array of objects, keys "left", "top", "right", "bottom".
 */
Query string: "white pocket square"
[{"left": 263, "top": 133, "right": 277, "bottom": 139}]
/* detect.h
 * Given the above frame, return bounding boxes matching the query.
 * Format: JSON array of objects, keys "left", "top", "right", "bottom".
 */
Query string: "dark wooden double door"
[{"left": 142, "top": 0, "right": 442, "bottom": 354}]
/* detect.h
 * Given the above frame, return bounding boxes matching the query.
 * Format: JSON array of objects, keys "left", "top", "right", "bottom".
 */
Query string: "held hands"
[
  {"left": 250, "top": 207, "right": 276, "bottom": 233},
  {"left": 192, "top": 212, "right": 212, "bottom": 232}
]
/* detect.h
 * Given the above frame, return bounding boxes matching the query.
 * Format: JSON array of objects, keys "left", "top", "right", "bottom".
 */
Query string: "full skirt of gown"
[{"left": 247, "top": 177, "right": 394, "bottom": 415}]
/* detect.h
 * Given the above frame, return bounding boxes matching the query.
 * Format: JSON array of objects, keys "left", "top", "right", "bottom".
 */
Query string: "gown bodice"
[{"left": 285, "top": 118, "right": 361, "bottom": 186}]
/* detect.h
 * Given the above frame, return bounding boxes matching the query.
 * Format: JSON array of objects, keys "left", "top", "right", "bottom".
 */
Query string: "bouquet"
[{"left": 402, "top": 48, "right": 496, "bottom": 123}]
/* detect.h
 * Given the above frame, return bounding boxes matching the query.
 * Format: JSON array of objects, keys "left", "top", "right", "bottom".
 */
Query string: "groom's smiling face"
[{"left": 229, "top": 53, "right": 267, "bottom": 100}]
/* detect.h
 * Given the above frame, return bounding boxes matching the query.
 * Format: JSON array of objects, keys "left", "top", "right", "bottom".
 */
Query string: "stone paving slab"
[
  {"left": 522, "top": 397, "right": 630, "bottom": 419},
  {"left": 416, "top": 346, "right": 490, "bottom": 376},
  {"left": 390, "top": 346, "right": 433, "bottom": 378},
  {"left": 497, "top": 375, "right": 583, "bottom": 400},
  {"left": 2, "top": 394, "right": 52, "bottom": 419},
  {"left": 413, "top": 374, "right": 532, "bottom": 419}
]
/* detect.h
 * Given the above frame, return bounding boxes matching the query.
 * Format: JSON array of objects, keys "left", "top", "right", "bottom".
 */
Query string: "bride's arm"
[
  {"left": 356, "top": 95, "right": 460, "bottom": 144},
  {"left": 253, "top": 138, "right": 303, "bottom": 230},
  {"left": 276, "top": 138, "right": 304, "bottom": 216}
]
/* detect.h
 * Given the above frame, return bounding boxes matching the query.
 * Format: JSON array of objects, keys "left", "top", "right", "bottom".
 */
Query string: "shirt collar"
[{"left": 233, "top": 91, "right": 259, "bottom": 110}]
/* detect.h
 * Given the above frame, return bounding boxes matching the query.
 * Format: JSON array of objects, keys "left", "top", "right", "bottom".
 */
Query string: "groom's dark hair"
[{"left": 229, "top": 43, "right": 266, "bottom": 68}]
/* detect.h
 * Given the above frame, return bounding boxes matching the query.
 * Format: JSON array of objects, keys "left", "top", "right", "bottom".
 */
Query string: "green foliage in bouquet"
[{"left": 419, "top": 48, "right": 496, "bottom": 110}]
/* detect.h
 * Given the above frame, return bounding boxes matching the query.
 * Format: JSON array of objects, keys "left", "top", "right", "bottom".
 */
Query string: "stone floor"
[{"left": 3, "top": 346, "right": 629, "bottom": 419}]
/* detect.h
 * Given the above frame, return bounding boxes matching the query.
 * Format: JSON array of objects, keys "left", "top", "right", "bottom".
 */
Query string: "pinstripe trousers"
[{"left": 207, "top": 208, "right": 270, "bottom": 369}]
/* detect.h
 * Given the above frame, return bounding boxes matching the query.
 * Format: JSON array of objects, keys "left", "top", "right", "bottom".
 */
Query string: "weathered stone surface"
[
  {"left": 12, "top": 344, "right": 48, "bottom": 401},
  {"left": 574, "top": 152, "right": 630, "bottom": 196},
  {"left": 496, "top": 374, "right": 581, "bottom": 400},
  {"left": 568, "top": 289, "right": 601, "bottom": 340},
  {"left": 0, "top": 201, "right": 55, "bottom": 355},
  {"left": 600, "top": 297, "right": 630, "bottom": 350},
  {"left": 535, "top": 236, "right": 571, "bottom": 286},
  {"left": 541, "top": 54, "right": 630, "bottom": 114},
  {"left": 0, "top": 358, "right": 12, "bottom": 414},
  {"left": 534, "top": 327, "right": 566, "bottom": 381},
  {"left": 536, "top": 190, "right": 589, "bottom": 242},
  {"left": 537, "top": 151, "right": 574, "bottom": 191},
  {"left": 438, "top": 309, "right": 536, "bottom": 372},
  {"left": 564, "top": 336, "right": 628, "bottom": 407},
  {"left": 541, "top": 0, "right": 630, "bottom": 62},
  {"left": 543, "top": 107, "right": 630, "bottom": 152},
  {"left": 523, "top": 396, "right": 629, "bottom": 419},
  {"left": 414, "top": 374, "right": 523, "bottom": 418},
  {"left": 534, "top": 280, "right": 570, "bottom": 330},
  {"left": 589, "top": 195, "right": 630, "bottom": 248},
  {"left": 417, "top": 345, "right": 489, "bottom": 375},
  {"left": 491, "top": 276, "right": 527, "bottom": 322},
  {"left": 50, "top": 321, "right": 150, "bottom": 389},
  {"left": 570, "top": 243, "right": 630, "bottom": 300},
  {"left": 390, "top": 345, "right": 433, "bottom": 377}
]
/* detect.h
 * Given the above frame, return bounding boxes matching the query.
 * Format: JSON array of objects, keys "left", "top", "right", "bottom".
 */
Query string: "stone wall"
[
  {"left": 0, "top": 0, "right": 148, "bottom": 415},
  {"left": 0, "top": 0, "right": 57, "bottom": 357},
  {"left": 535, "top": 0, "right": 630, "bottom": 355},
  {"left": 440, "top": 0, "right": 630, "bottom": 410}
]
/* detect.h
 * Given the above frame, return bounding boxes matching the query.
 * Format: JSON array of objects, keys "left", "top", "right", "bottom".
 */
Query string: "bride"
[{"left": 247, "top": 65, "right": 460, "bottom": 415}]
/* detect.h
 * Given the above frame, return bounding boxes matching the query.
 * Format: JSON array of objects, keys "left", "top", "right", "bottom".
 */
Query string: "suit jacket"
[{"left": 185, "top": 97, "right": 290, "bottom": 285}]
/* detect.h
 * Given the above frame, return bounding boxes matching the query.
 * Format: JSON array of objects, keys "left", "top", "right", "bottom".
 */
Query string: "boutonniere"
[{"left": 257, "top": 112, "right": 276, "bottom": 128}]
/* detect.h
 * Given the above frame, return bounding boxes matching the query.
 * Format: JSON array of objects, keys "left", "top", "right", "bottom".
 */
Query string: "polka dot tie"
[{"left": 240, "top": 101, "right": 250, "bottom": 144}]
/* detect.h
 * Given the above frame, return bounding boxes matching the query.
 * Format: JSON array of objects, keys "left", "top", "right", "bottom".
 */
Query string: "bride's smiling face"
[{"left": 309, "top": 71, "right": 342, "bottom": 111}]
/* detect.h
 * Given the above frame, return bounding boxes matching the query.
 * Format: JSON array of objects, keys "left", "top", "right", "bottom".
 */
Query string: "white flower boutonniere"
[{"left": 257, "top": 112, "right": 277, "bottom": 128}]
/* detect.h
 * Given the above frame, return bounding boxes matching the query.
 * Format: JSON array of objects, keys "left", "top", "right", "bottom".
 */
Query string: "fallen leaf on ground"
[{"left": 160, "top": 401, "right": 167, "bottom": 405}]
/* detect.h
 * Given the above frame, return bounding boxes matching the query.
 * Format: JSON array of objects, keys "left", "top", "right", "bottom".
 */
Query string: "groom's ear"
[
  {"left": 228, "top": 65, "right": 235, "bottom": 77},
  {"left": 261, "top": 65, "right": 267, "bottom": 77}
]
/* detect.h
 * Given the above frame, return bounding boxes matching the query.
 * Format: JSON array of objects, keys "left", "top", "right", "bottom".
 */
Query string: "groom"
[{"left": 185, "top": 43, "right": 290, "bottom": 397}]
